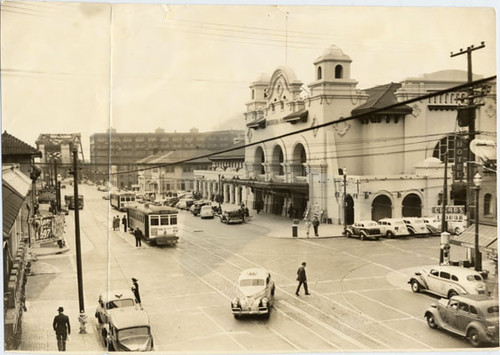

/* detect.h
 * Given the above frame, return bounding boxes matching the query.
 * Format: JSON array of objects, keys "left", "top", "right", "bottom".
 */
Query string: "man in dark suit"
[
  {"left": 122, "top": 215, "right": 127, "bottom": 232},
  {"left": 295, "top": 262, "right": 310, "bottom": 296},
  {"left": 131, "top": 278, "right": 142, "bottom": 307},
  {"left": 134, "top": 227, "right": 142, "bottom": 247},
  {"left": 53, "top": 306, "right": 70, "bottom": 351}
]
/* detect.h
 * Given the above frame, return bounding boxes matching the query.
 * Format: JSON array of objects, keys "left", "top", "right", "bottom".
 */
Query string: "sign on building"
[
  {"left": 454, "top": 137, "right": 468, "bottom": 180},
  {"left": 432, "top": 205, "right": 466, "bottom": 222}
]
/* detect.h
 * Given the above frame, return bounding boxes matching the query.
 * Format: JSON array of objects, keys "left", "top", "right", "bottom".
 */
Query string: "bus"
[
  {"left": 64, "top": 195, "right": 84, "bottom": 210},
  {"left": 127, "top": 203, "right": 179, "bottom": 246},
  {"left": 110, "top": 192, "right": 136, "bottom": 211}
]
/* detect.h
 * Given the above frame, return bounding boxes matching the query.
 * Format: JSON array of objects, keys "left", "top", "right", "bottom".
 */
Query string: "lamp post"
[
  {"left": 473, "top": 172, "right": 482, "bottom": 271},
  {"left": 342, "top": 168, "right": 347, "bottom": 230}
]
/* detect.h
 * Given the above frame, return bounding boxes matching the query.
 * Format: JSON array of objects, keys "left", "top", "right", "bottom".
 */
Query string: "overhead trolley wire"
[{"left": 75, "top": 75, "right": 497, "bottom": 176}]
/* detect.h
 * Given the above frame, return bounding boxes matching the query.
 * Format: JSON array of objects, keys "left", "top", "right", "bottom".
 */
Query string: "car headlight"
[
  {"left": 475, "top": 283, "right": 486, "bottom": 291},
  {"left": 261, "top": 298, "right": 269, "bottom": 307},
  {"left": 231, "top": 298, "right": 239, "bottom": 307}
]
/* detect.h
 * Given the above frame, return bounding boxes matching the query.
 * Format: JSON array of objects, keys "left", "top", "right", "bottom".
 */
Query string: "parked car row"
[{"left": 345, "top": 216, "right": 466, "bottom": 240}]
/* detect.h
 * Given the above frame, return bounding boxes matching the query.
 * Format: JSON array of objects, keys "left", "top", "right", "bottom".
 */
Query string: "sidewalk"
[
  {"left": 20, "top": 206, "right": 102, "bottom": 353},
  {"left": 219, "top": 203, "right": 345, "bottom": 239}
]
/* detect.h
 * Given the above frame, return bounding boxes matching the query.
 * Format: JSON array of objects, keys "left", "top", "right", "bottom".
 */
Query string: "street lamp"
[
  {"left": 343, "top": 168, "right": 347, "bottom": 230},
  {"left": 473, "top": 172, "right": 482, "bottom": 271}
]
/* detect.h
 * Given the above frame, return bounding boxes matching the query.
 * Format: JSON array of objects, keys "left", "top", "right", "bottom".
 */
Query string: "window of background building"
[
  {"left": 484, "top": 193, "right": 493, "bottom": 215},
  {"left": 433, "top": 135, "right": 456, "bottom": 163}
]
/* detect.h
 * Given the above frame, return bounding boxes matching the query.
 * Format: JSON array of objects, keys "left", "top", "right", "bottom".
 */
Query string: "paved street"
[{"left": 21, "top": 184, "right": 498, "bottom": 353}]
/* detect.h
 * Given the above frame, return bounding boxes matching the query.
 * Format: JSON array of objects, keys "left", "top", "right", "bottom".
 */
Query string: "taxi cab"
[
  {"left": 231, "top": 268, "right": 275, "bottom": 319},
  {"left": 95, "top": 289, "right": 138, "bottom": 325},
  {"left": 409, "top": 265, "right": 487, "bottom": 298}
]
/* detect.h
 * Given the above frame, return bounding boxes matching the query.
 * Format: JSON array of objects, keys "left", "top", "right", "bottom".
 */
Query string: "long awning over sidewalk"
[{"left": 450, "top": 224, "right": 498, "bottom": 253}]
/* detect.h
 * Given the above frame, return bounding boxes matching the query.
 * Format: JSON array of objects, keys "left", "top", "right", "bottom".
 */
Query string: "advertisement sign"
[
  {"left": 454, "top": 137, "right": 468, "bottom": 180},
  {"left": 432, "top": 205, "right": 465, "bottom": 222}
]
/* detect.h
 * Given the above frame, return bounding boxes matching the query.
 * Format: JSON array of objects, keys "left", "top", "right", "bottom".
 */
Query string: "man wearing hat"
[
  {"left": 53, "top": 306, "right": 71, "bottom": 351},
  {"left": 131, "top": 278, "right": 142, "bottom": 306}
]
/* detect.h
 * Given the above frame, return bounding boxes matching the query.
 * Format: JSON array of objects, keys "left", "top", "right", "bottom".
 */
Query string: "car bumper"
[
  {"left": 154, "top": 236, "right": 179, "bottom": 245},
  {"left": 232, "top": 307, "right": 269, "bottom": 315}
]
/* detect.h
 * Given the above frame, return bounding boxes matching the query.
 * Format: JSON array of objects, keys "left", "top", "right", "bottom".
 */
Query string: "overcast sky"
[{"left": 0, "top": 1, "right": 497, "bottom": 159}]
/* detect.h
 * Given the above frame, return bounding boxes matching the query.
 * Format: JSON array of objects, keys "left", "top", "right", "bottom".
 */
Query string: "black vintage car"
[{"left": 344, "top": 220, "right": 382, "bottom": 241}]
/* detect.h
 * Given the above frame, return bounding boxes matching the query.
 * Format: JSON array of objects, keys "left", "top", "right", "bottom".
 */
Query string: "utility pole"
[
  {"left": 71, "top": 146, "right": 86, "bottom": 333},
  {"left": 440, "top": 152, "right": 450, "bottom": 265},
  {"left": 450, "top": 42, "right": 486, "bottom": 226}
]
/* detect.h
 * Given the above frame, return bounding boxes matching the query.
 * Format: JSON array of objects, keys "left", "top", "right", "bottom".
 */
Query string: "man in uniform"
[{"left": 53, "top": 306, "right": 71, "bottom": 351}]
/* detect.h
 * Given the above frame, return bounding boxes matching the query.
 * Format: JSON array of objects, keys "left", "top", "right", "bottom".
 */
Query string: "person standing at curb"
[
  {"left": 122, "top": 215, "right": 127, "bottom": 232},
  {"left": 134, "top": 227, "right": 142, "bottom": 247},
  {"left": 295, "top": 262, "right": 310, "bottom": 296},
  {"left": 312, "top": 216, "right": 320, "bottom": 237},
  {"left": 131, "top": 278, "right": 142, "bottom": 309},
  {"left": 53, "top": 306, "right": 71, "bottom": 351}
]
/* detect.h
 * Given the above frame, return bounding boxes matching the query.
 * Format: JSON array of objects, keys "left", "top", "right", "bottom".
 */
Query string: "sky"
[{"left": 0, "top": 1, "right": 497, "bottom": 160}]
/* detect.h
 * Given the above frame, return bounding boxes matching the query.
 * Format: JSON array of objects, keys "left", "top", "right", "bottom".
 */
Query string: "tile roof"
[
  {"left": 352, "top": 82, "right": 412, "bottom": 115},
  {"left": 209, "top": 143, "right": 245, "bottom": 160},
  {"left": 2, "top": 131, "right": 42, "bottom": 157}
]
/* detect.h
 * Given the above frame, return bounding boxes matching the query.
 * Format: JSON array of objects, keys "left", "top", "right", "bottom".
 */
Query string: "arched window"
[
  {"left": 335, "top": 65, "right": 343, "bottom": 79},
  {"left": 433, "top": 136, "right": 456, "bottom": 163},
  {"left": 251, "top": 89, "right": 255, "bottom": 100},
  {"left": 484, "top": 193, "right": 493, "bottom": 215},
  {"left": 317, "top": 66, "right": 322, "bottom": 80}
]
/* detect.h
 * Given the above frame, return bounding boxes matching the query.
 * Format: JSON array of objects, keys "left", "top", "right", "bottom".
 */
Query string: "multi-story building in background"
[
  {"left": 89, "top": 127, "right": 243, "bottom": 189},
  {"left": 35, "top": 133, "right": 84, "bottom": 186}
]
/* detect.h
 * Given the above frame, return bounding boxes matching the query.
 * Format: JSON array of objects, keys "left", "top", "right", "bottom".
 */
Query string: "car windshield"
[
  {"left": 365, "top": 221, "right": 377, "bottom": 227},
  {"left": 240, "top": 279, "right": 265, "bottom": 287},
  {"left": 106, "top": 299, "right": 134, "bottom": 309},
  {"left": 118, "top": 326, "right": 150, "bottom": 341},
  {"left": 466, "top": 275, "right": 483, "bottom": 281},
  {"left": 488, "top": 306, "right": 499, "bottom": 314}
]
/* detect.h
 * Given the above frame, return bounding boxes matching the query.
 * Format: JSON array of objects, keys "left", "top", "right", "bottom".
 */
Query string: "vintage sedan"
[
  {"left": 231, "top": 268, "right": 275, "bottom": 319},
  {"left": 220, "top": 209, "right": 244, "bottom": 224},
  {"left": 95, "top": 289, "right": 138, "bottom": 325},
  {"left": 402, "top": 217, "right": 429, "bottom": 236},
  {"left": 200, "top": 205, "right": 215, "bottom": 219},
  {"left": 102, "top": 308, "right": 153, "bottom": 351},
  {"left": 377, "top": 218, "right": 410, "bottom": 238},
  {"left": 344, "top": 220, "right": 382, "bottom": 240},
  {"left": 409, "top": 265, "right": 488, "bottom": 298},
  {"left": 425, "top": 295, "right": 499, "bottom": 347},
  {"left": 422, "top": 217, "right": 441, "bottom": 235}
]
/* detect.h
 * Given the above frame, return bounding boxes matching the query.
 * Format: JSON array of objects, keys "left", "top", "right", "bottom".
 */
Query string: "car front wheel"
[
  {"left": 426, "top": 313, "right": 438, "bottom": 329},
  {"left": 468, "top": 328, "right": 482, "bottom": 347},
  {"left": 386, "top": 231, "right": 394, "bottom": 239},
  {"left": 360, "top": 233, "right": 366, "bottom": 241},
  {"left": 411, "top": 280, "right": 421, "bottom": 293}
]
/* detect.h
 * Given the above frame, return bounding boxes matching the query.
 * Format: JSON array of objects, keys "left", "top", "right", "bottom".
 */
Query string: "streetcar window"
[
  {"left": 161, "top": 216, "right": 169, "bottom": 225},
  {"left": 151, "top": 216, "right": 159, "bottom": 226},
  {"left": 170, "top": 215, "right": 177, "bottom": 225}
]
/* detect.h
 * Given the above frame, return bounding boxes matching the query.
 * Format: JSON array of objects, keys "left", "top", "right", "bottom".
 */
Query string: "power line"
[{"left": 105, "top": 75, "right": 496, "bottom": 176}]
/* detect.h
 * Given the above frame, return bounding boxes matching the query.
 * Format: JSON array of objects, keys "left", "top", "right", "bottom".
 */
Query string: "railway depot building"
[{"left": 199, "top": 45, "right": 496, "bottom": 225}]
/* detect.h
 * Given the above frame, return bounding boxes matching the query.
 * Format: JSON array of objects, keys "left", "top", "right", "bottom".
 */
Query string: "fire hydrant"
[{"left": 78, "top": 311, "right": 88, "bottom": 334}]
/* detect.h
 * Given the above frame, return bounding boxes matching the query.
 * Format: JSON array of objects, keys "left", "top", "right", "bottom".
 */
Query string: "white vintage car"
[
  {"left": 95, "top": 289, "right": 139, "bottom": 325},
  {"left": 377, "top": 218, "right": 410, "bottom": 238},
  {"left": 231, "top": 268, "right": 275, "bottom": 319},
  {"left": 409, "top": 265, "right": 487, "bottom": 298}
]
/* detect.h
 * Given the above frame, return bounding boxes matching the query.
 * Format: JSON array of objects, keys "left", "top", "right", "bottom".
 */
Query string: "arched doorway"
[
  {"left": 402, "top": 193, "right": 422, "bottom": 217},
  {"left": 254, "top": 147, "right": 265, "bottom": 174},
  {"left": 345, "top": 195, "right": 354, "bottom": 225},
  {"left": 371, "top": 195, "right": 392, "bottom": 221},
  {"left": 291, "top": 144, "right": 307, "bottom": 177},
  {"left": 271, "top": 145, "right": 284, "bottom": 176}
]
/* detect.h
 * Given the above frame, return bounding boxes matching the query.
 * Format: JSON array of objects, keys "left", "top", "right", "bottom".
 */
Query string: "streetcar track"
[{"left": 180, "top": 231, "right": 391, "bottom": 349}]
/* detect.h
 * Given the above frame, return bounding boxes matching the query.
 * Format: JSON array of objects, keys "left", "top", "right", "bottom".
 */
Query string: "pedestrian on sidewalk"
[
  {"left": 134, "top": 227, "right": 143, "bottom": 247},
  {"left": 53, "top": 306, "right": 71, "bottom": 351},
  {"left": 312, "top": 216, "right": 320, "bottom": 236},
  {"left": 131, "top": 278, "right": 142, "bottom": 308},
  {"left": 112, "top": 216, "right": 116, "bottom": 231},
  {"left": 122, "top": 215, "right": 127, "bottom": 232},
  {"left": 295, "top": 262, "right": 310, "bottom": 296}
]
